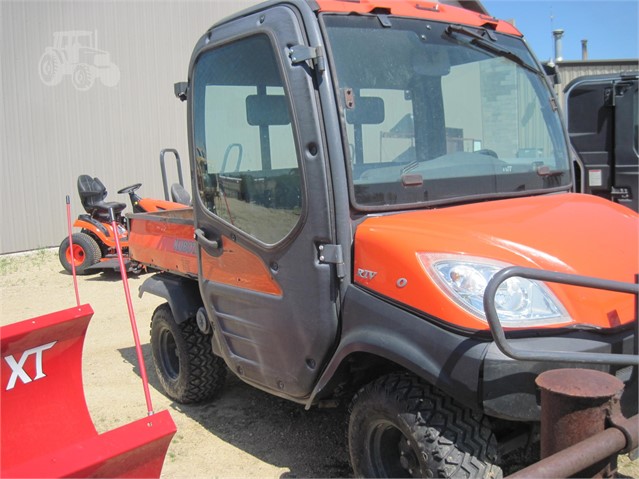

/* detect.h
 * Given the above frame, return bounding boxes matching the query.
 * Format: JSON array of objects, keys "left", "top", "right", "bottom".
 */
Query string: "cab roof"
[{"left": 315, "top": 0, "right": 521, "bottom": 36}]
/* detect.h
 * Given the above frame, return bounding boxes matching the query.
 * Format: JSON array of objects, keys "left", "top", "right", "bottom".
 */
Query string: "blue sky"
[{"left": 483, "top": 1, "right": 639, "bottom": 62}]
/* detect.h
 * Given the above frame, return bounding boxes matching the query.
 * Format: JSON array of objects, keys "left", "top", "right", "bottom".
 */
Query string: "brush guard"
[
  {"left": 483, "top": 266, "right": 639, "bottom": 366},
  {"left": 483, "top": 267, "right": 638, "bottom": 477}
]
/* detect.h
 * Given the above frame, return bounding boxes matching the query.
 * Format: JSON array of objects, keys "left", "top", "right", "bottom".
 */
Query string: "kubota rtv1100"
[{"left": 126, "top": 1, "right": 639, "bottom": 476}]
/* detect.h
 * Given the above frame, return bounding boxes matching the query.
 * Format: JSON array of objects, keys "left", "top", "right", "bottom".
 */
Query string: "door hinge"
[
  {"left": 318, "top": 244, "right": 345, "bottom": 280},
  {"left": 289, "top": 45, "right": 325, "bottom": 74}
]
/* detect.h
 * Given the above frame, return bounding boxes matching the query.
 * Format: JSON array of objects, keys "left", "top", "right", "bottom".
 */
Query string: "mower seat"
[{"left": 78, "top": 175, "right": 126, "bottom": 221}]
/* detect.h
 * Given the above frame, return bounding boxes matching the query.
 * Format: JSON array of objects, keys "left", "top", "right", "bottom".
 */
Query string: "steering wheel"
[
  {"left": 475, "top": 149, "right": 499, "bottom": 159},
  {"left": 117, "top": 183, "right": 142, "bottom": 194}
]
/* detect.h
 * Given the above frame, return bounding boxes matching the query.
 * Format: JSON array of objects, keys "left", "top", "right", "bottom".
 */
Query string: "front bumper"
[{"left": 482, "top": 328, "right": 637, "bottom": 422}]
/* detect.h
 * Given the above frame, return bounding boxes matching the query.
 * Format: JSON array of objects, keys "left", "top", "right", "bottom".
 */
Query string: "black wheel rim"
[
  {"left": 159, "top": 327, "right": 180, "bottom": 380},
  {"left": 369, "top": 420, "right": 421, "bottom": 478}
]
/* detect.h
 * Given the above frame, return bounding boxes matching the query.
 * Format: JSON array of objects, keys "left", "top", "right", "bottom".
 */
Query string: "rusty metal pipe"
[
  {"left": 507, "top": 415, "right": 638, "bottom": 479},
  {"left": 536, "top": 369, "right": 624, "bottom": 461},
  {"left": 506, "top": 429, "right": 623, "bottom": 478},
  {"left": 535, "top": 368, "right": 625, "bottom": 477},
  {"left": 615, "top": 413, "right": 639, "bottom": 454}
]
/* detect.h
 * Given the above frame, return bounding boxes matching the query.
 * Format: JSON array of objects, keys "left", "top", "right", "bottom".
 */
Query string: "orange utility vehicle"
[{"left": 127, "top": 1, "right": 639, "bottom": 476}]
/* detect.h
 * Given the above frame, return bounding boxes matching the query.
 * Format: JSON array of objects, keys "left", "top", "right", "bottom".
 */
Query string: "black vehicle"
[{"left": 565, "top": 72, "right": 639, "bottom": 211}]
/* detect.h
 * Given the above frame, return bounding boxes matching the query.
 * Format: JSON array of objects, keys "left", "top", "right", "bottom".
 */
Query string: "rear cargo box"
[{"left": 127, "top": 208, "right": 197, "bottom": 277}]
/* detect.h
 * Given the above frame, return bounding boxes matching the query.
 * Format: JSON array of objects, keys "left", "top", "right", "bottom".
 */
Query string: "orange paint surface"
[
  {"left": 73, "top": 218, "right": 123, "bottom": 248},
  {"left": 128, "top": 213, "right": 281, "bottom": 296},
  {"left": 200, "top": 243, "right": 282, "bottom": 296},
  {"left": 316, "top": 0, "right": 522, "bottom": 36},
  {"left": 354, "top": 194, "right": 639, "bottom": 331},
  {"left": 129, "top": 219, "right": 199, "bottom": 275},
  {"left": 136, "top": 198, "right": 188, "bottom": 213}
]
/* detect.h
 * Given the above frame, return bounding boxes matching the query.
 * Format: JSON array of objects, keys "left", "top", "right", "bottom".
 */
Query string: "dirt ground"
[
  {"left": 1, "top": 249, "right": 637, "bottom": 478},
  {"left": 1, "top": 249, "right": 350, "bottom": 478}
]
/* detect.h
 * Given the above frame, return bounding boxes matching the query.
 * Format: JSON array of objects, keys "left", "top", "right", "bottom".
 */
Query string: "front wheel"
[
  {"left": 72, "top": 64, "right": 95, "bottom": 91},
  {"left": 348, "top": 373, "right": 502, "bottom": 479},
  {"left": 58, "top": 232, "right": 102, "bottom": 274},
  {"left": 150, "top": 303, "right": 227, "bottom": 403}
]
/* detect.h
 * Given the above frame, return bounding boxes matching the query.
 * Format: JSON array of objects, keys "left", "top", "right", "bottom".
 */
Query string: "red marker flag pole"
[
  {"left": 109, "top": 208, "right": 154, "bottom": 415},
  {"left": 66, "top": 195, "right": 81, "bottom": 307}
]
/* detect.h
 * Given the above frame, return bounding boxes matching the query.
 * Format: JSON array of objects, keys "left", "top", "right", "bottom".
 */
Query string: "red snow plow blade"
[{"left": 1, "top": 304, "right": 176, "bottom": 478}]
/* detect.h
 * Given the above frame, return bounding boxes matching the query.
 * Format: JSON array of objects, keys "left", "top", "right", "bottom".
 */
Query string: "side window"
[{"left": 193, "top": 35, "right": 302, "bottom": 245}]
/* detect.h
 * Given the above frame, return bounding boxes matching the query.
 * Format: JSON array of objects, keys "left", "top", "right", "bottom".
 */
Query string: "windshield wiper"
[
  {"left": 445, "top": 24, "right": 540, "bottom": 76},
  {"left": 446, "top": 24, "right": 497, "bottom": 42}
]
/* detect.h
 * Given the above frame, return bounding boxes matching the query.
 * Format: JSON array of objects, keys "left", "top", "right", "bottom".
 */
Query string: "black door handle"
[{"left": 194, "top": 228, "right": 221, "bottom": 250}]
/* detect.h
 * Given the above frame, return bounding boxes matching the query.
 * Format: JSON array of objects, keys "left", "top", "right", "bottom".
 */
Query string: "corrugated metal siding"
[
  {"left": 5, "top": 2, "right": 634, "bottom": 254},
  {"left": 1, "top": 0, "right": 259, "bottom": 253}
]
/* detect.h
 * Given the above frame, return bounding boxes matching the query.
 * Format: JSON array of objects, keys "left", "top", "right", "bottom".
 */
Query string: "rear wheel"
[
  {"left": 58, "top": 232, "right": 102, "bottom": 274},
  {"left": 38, "top": 51, "right": 62, "bottom": 85},
  {"left": 150, "top": 303, "right": 227, "bottom": 403},
  {"left": 348, "top": 372, "right": 502, "bottom": 479}
]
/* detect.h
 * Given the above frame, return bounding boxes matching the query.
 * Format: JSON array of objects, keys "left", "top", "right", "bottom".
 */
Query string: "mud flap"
[{"left": 1, "top": 304, "right": 177, "bottom": 478}]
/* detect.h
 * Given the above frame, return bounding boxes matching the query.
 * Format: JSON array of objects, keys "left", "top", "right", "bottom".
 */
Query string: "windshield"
[{"left": 323, "top": 15, "right": 571, "bottom": 209}]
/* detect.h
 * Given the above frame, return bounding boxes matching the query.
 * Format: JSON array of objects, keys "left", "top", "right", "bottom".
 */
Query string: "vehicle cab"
[{"left": 150, "top": 1, "right": 639, "bottom": 476}]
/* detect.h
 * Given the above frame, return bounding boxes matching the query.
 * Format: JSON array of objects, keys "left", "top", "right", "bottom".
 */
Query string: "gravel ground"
[{"left": 1, "top": 249, "right": 637, "bottom": 478}]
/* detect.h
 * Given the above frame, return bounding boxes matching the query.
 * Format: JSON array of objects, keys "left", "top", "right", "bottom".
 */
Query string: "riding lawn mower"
[{"left": 58, "top": 175, "right": 189, "bottom": 274}]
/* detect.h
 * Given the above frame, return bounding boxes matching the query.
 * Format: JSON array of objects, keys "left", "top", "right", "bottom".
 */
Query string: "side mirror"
[{"left": 174, "top": 82, "right": 188, "bottom": 102}]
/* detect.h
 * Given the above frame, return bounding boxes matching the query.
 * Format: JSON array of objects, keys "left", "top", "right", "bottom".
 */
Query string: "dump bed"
[{"left": 127, "top": 208, "right": 198, "bottom": 277}]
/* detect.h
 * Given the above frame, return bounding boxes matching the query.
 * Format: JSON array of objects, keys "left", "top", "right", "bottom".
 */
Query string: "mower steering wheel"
[{"left": 117, "top": 183, "right": 142, "bottom": 194}]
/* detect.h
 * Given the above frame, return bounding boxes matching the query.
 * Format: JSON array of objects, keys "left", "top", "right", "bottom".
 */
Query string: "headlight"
[{"left": 418, "top": 253, "right": 571, "bottom": 327}]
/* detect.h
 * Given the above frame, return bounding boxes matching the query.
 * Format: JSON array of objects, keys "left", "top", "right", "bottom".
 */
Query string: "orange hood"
[{"left": 353, "top": 193, "right": 638, "bottom": 331}]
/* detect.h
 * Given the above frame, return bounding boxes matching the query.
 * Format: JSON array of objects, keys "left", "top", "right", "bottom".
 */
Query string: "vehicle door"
[
  {"left": 566, "top": 74, "right": 639, "bottom": 211},
  {"left": 612, "top": 76, "right": 638, "bottom": 212},
  {"left": 189, "top": 5, "right": 338, "bottom": 399}
]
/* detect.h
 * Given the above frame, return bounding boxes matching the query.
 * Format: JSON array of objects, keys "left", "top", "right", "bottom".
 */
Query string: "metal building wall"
[{"left": 0, "top": 0, "right": 259, "bottom": 254}]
